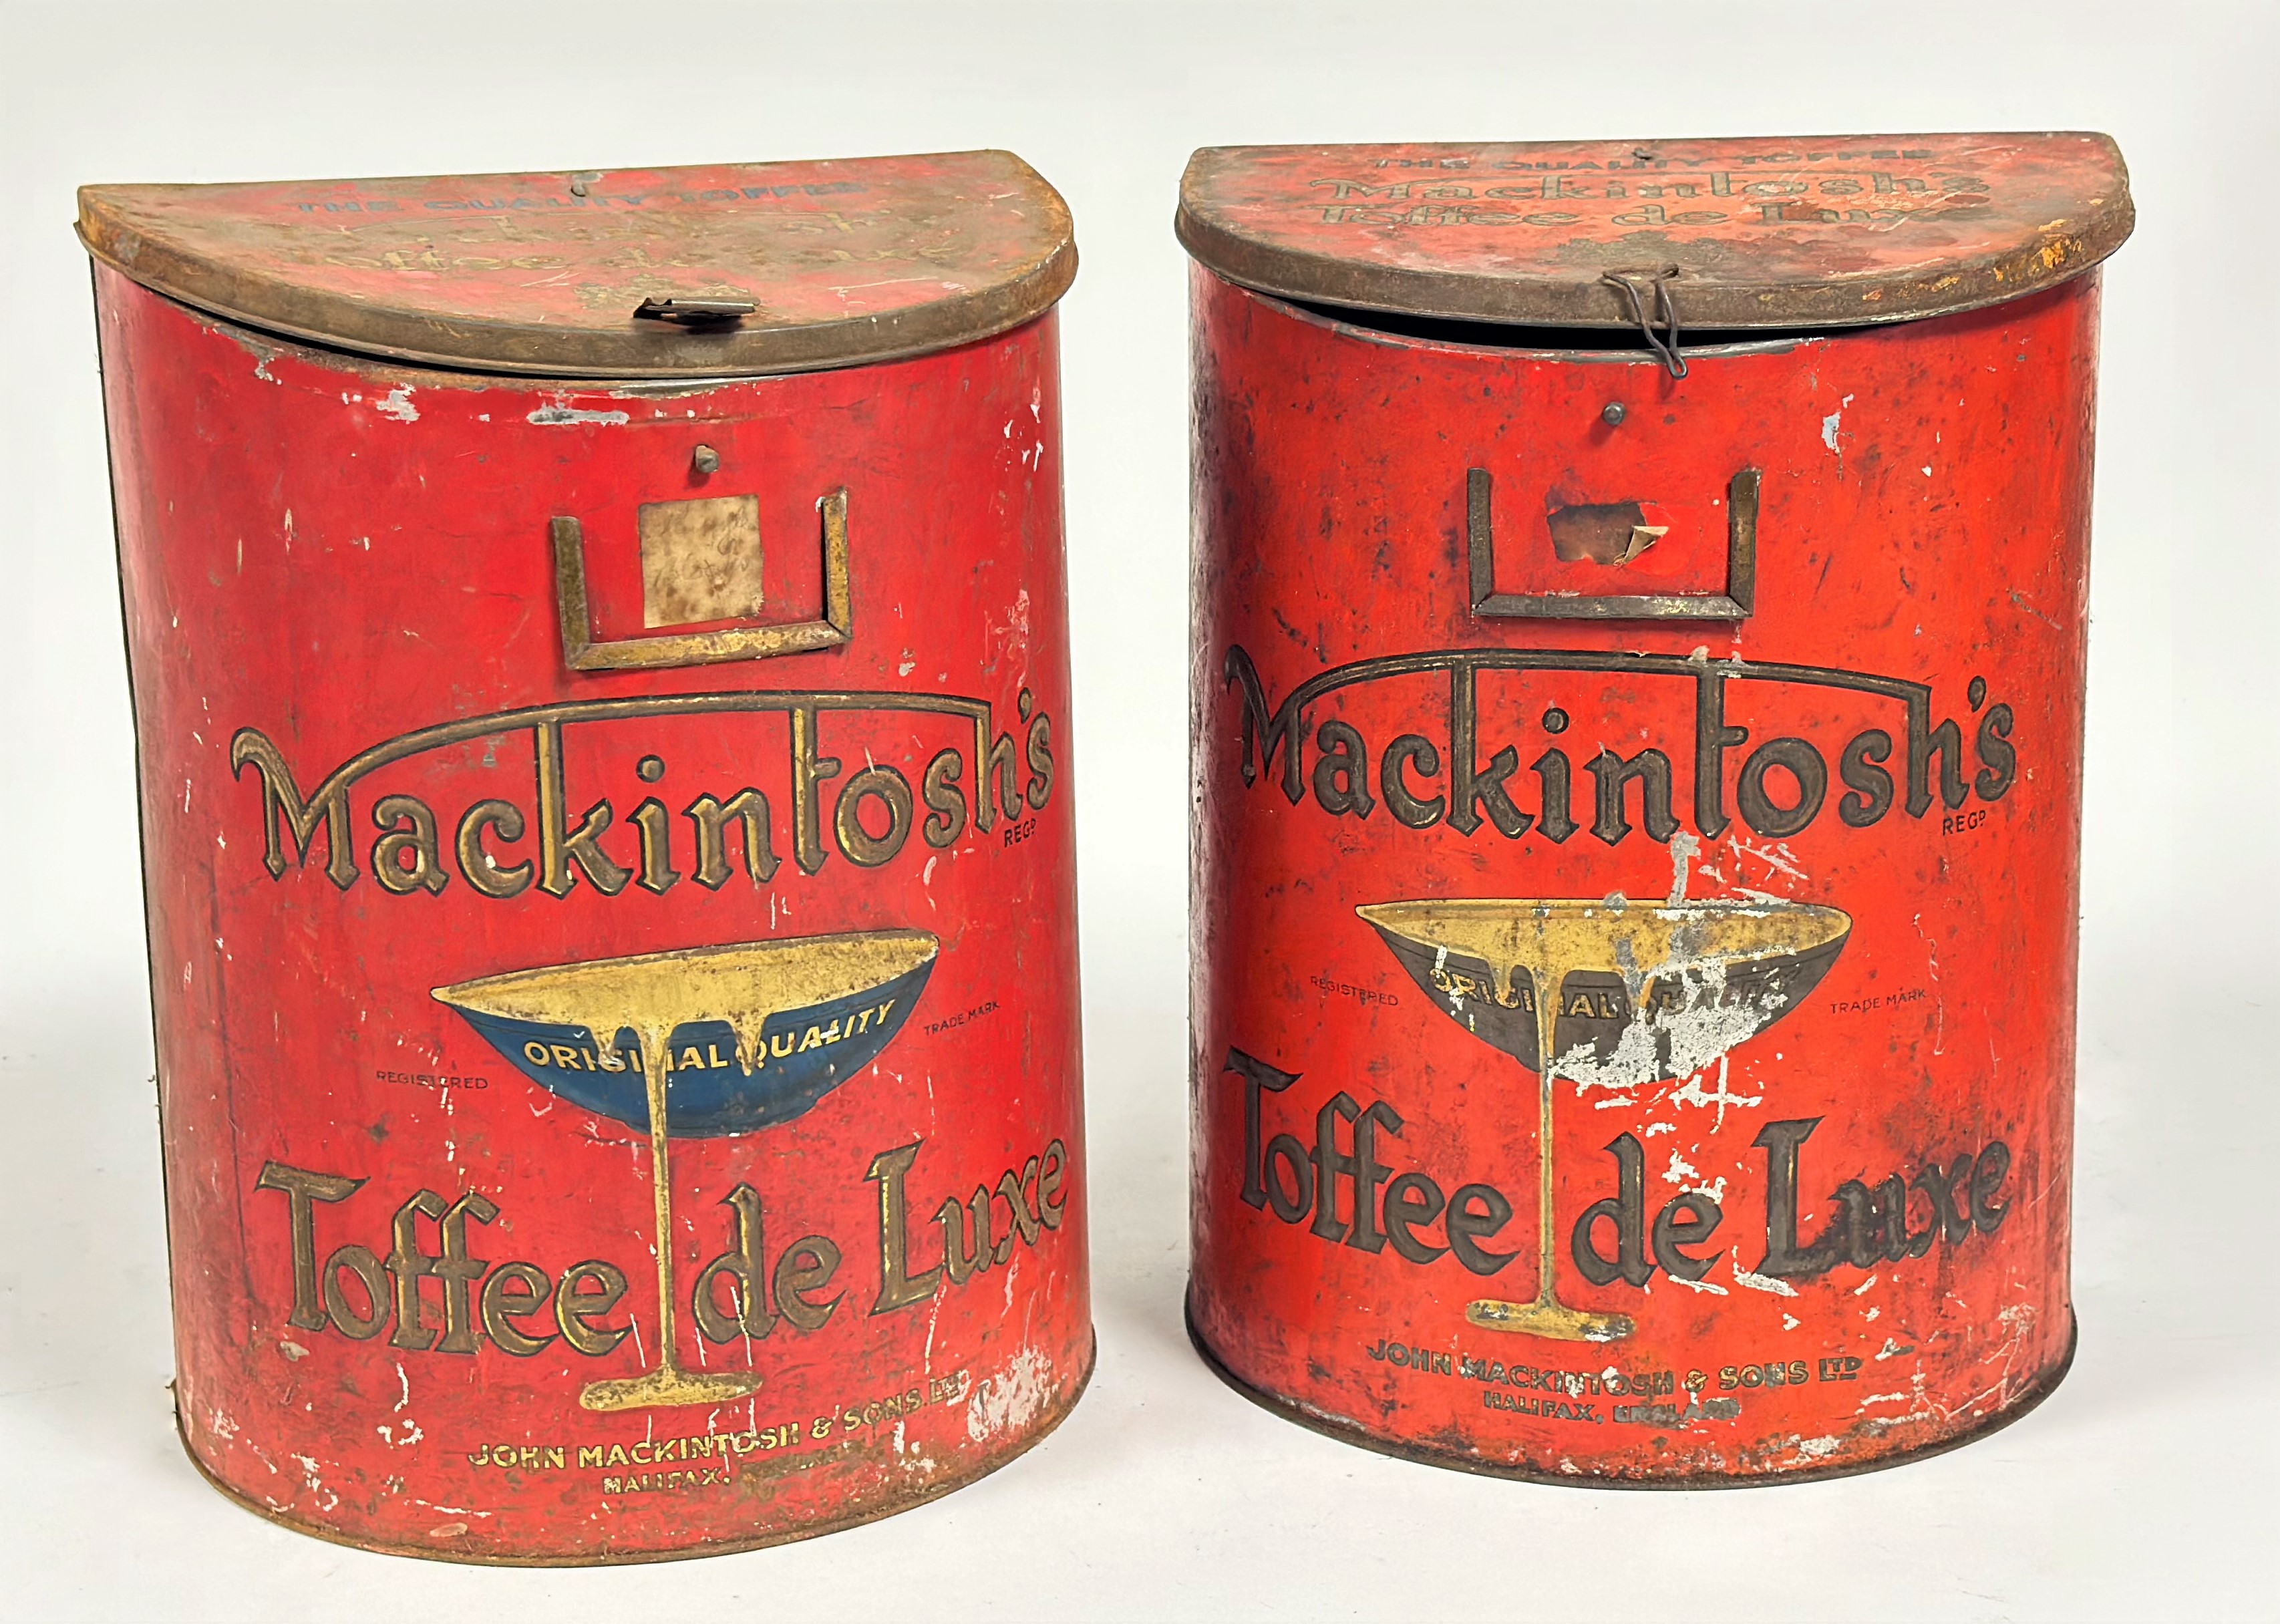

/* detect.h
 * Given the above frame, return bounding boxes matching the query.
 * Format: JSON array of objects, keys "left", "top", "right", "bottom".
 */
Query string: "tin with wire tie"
[{"left": 1181, "top": 133, "right": 2132, "bottom": 1484}]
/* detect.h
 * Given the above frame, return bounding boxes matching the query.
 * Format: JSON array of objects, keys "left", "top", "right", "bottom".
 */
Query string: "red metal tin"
[
  {"left": 1183, "top": 135, "right": 2131, "bottom": 1483},
  {"left": 85, "top": 153, "right": 1091, "bottom": 1562}
]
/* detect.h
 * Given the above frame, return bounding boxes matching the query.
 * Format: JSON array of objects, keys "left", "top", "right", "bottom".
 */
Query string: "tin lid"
[
  {"left": 77, "top": 151, "right": 1075, "bottom": 377},
  {"left": 1178, "top": 134, "right": 2130, "bottom": 330}
]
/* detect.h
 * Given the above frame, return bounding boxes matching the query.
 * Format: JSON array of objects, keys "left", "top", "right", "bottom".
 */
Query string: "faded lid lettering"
[{"left": 1177, "top": 134, "right": 2131, "bottom": 328}]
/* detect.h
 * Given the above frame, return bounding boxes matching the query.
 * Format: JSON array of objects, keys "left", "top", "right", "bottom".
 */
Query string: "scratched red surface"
[
  {"left": 1188, "top": 267, "right": 2102, "bottom": 1481},
  {"left": 96, "top": 266, "right": 1090, "bottom": 1561}
]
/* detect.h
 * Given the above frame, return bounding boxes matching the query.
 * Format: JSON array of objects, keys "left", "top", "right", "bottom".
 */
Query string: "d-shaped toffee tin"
[
  {"left": 84, "top": 152, "right": 1091, "bottom": 1561},
  {"left": 1182, "top": 134, "right": 2132, "bottom": 1483}
]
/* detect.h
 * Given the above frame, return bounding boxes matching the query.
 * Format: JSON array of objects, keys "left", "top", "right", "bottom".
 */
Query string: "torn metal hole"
[{"left": 1546, "top": 500, "right": 1666, "bottom": 566}]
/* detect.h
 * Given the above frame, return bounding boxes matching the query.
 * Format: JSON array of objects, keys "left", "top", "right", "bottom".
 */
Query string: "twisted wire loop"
[{"left": 1601, "top": 268, "right": 1687, "bottom": 379}]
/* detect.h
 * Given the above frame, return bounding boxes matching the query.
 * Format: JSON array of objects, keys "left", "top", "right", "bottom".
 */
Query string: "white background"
[{"left": 2, "top": 3, "right": 2270, "bottom": 1618}]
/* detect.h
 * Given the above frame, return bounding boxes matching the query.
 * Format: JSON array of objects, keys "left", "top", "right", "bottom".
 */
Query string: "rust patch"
[{"left": 637, "top": 494, "right": 764, "bottom": 627}]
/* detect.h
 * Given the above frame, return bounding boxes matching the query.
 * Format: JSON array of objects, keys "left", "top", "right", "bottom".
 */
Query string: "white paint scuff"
[
  {"left": 965, "top": 1346, "right": 1054, "bottom": 1442},
  {"left": 1557, "top": 955, "right": 1787, "bottom": 1102},
  {"left": 1732, "top": 1261, "right": 1800, "bottom": 1297},
  {"left": 1665, "top": 830, "right": 1700, "bottom": 905},
  {"left": 1820, "top": 393, "right": 1854, "bottom": 453},
  {"left": 528, "top": 403, "right": 631, "bottom": 427}
]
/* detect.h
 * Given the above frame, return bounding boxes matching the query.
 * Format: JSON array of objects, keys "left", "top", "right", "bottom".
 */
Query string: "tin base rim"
[
  {"left": 174, "top": 1327, "right": 1098, "bottom": 1566},
  {"left": 1184, "top": 1291, "right": 2076, "bottom": 1490}
]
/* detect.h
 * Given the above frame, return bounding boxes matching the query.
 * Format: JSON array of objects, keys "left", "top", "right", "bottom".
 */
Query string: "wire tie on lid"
[{"left": 1602, "top": 267, "right": 1687, "bottom": 379}]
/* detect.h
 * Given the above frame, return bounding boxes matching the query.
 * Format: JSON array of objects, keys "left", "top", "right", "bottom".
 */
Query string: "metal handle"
[
  {"left": 1466, "top": 466, "right": 1757, "bottom": 621},
  {"left": 554, "top": 488, "right": 852, "bottom": 672},
  {"left": 633, "top": 297, "right": 757, "bottom": 328}
]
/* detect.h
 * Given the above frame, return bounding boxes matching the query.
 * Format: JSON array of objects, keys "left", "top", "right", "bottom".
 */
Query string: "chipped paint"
[
  {"left": 526, "top": 402, "right": 631, "bottom": 427},
  {"left": 1820, "top": 393, "right": 1854, "bottom": 453},
  {"left": 1557, "top": 955, "right": 1796, "bottom": 1099},
  {"left": 965, "top": 1346, "right": 1057, "bottom": 1443}
]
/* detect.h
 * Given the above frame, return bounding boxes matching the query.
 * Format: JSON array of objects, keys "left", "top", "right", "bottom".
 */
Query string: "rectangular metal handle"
[
  {"left": 1467, "top": 466, "right": 1758, "bottom": 621},
  {"left": 554, "top": 486, "right": 851, "bottom": 673}
]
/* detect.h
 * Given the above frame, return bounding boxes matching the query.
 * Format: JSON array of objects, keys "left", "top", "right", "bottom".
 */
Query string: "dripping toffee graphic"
[
  {"left": 1357, "top": 898, "right": 1848, "bottom": 1343},
  {"left": 433, "top": 930, "right": 939, "bottom": 1411}
]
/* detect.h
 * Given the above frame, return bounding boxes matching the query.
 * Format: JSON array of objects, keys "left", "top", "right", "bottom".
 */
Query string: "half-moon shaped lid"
[
  {"left": 1178, "top": 133, "right": 2130, "bottom": 329},
  {"left": 79, "top": 150, "right": 1076, "bottom": 377}
]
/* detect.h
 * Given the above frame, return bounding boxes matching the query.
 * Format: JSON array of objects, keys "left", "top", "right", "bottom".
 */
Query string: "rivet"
[
  {"left": 691, "top": 444, "right": 721, "bottom": 475},
  {"left": 1601, "top": 402, "right": 1626, "bottom": 426}
]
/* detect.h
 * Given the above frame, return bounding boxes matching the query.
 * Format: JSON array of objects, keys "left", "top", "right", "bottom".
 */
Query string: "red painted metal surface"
[
  {"left": 1187, "top": 259, "right": 2110, "bottom": 1482},
  {"left": 94, "top": 253, "right": 1089, "bottom": 1559}
]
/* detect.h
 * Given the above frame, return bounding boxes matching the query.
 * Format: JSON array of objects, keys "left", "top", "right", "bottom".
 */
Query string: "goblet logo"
[
  {"left": 432, "top": 930, "right": 939, "bottom": 1411},
  {"left": 1357, "top": 898, "right": 1848, "bottom": 1343}
]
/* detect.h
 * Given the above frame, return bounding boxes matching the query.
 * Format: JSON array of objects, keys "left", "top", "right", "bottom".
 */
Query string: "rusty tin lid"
[
  {"left": 1178, "top": 134, "right": 2130, "bottom": 331},
  {"left": 78, "top": 151, "right": 1076, "bottom": 377}
]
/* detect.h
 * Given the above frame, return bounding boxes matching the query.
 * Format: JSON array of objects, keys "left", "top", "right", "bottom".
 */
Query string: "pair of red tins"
[{"left": 84, "top": 132, "right": 2132, "bottom": 1562}]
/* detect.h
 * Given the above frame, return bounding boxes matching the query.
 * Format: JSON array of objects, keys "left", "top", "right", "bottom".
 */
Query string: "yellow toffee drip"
[
  {"left": 1357, "top": 899, "right": 1848, "bottom": 1343},
  {"left": 433, "top": 931, "right": 938, "bottom": 1410}
]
